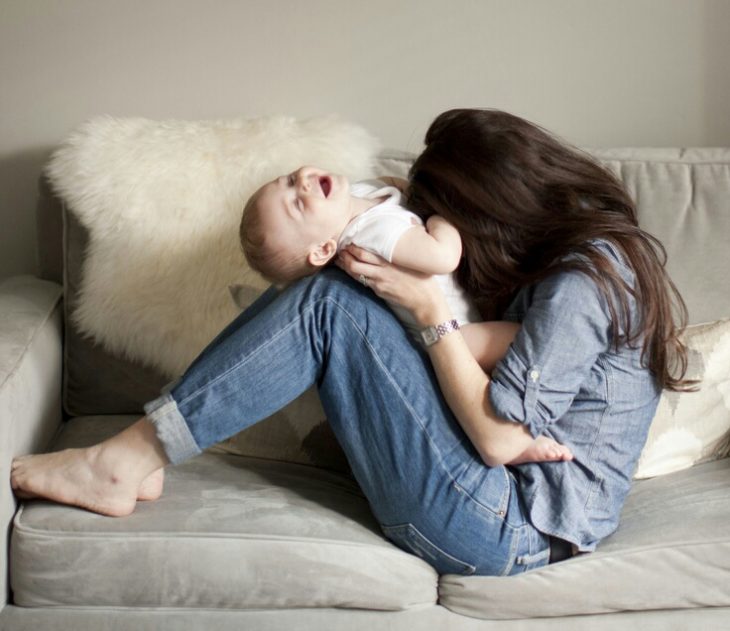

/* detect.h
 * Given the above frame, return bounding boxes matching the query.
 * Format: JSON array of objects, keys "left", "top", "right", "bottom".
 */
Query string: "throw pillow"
[{"left": 634, "top": 319, "right": 730, "bottom": 479}]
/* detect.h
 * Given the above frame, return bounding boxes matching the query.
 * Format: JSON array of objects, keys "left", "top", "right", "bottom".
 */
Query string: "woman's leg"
[
  {"left": 134, "top": 284, "right": 285, "bottom": 501},
  {"left": 12, "top": 270, "right": 549, "bottom": 574},
  {"left": 139, "top": 269, "right": 547, "bottom": 574},
  {"left": 11, "top": 285, "right": 285, "bottom": 515}
]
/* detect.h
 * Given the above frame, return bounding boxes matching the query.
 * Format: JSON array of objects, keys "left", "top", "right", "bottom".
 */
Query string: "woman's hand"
[{"left": 336, "top": 245, "right": 451, "bottom": 326}]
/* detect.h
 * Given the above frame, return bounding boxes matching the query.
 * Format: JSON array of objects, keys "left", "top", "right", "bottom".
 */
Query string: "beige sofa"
[{"left": 1, "top": 148, "right": 729, "bottom": 630}]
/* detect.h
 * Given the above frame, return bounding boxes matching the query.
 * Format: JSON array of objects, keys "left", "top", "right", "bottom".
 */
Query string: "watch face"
[
  {"left": 420, "top": 319, "right": 460, "bottom": 346},
  {"left": 421, "top": 326, "right": 439, "bottom": 346}
]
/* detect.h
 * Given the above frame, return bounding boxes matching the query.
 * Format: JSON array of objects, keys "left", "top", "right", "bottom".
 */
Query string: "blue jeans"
[{"left": 143, "top": 269, "right": 551, "bottom": 576}]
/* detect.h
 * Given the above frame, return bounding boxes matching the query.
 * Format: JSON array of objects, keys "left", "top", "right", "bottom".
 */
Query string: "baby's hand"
[{"left": 507, "top": 436, "right": 573, "bottom": 466}]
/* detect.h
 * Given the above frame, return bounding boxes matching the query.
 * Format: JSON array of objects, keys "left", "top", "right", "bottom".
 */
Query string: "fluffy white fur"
[{"left": 47, "top": 115, "right": 381, "bottom": 377}]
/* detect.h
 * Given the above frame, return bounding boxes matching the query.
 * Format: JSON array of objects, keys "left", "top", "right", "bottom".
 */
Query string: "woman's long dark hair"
[{"left": 407, "top": 108, "right": 692, "bottom": 391}]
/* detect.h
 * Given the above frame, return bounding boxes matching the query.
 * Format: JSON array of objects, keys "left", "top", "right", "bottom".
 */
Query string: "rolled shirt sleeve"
[{"left": 489, "top": 268, "right": 612, "bottom": 438}]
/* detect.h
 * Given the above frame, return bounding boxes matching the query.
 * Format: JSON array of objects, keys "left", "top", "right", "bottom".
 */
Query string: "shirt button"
[{"left": 529, "top": 369, "right": 540, "bottom": 382}]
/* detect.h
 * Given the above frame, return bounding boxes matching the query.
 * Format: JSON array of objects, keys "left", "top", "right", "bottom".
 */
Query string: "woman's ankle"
[{"left": 94, "top": 418, "right": 170, "bottom": 482}]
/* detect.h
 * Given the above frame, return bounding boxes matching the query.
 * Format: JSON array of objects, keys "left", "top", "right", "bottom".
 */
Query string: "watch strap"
[{"left": 420, "top": 319, "right": 460, "bottom": 347}]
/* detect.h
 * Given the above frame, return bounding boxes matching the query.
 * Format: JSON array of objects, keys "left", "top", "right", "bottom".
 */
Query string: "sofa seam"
[
  {"left": 4, "top": 602, "right": 437, "bottom": 613},
  {"left": 175, "top": 300, "right": 317, "bottom": 410},
  {"left": 0, "top": 280, "right": 63, "bottom": 392},
  {"left": 15, "top": 518, "right": 729, "bottom": 555},
  {"left": 12, "top": 518, "right": 417, "bottom": 552},
  {"left": 540, "top": 539, "right": 730, "bottom": 566},
  {"left": 378, "top": 150, "right": 730, "bottom": 167},
  {"left": 596, "top": 158, "right": 730, "bottom": 166}
]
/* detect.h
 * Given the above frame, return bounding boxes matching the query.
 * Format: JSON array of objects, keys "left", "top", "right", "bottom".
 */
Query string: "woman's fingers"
[
  {"left": 337, "top": 248, "right": 383, "bottom": 281},
  {"left": 342, "top": 244, "right": 386, "bottom": 266},
  {"left": 336, "top": 245, "right": 444, "bottom": 316}
]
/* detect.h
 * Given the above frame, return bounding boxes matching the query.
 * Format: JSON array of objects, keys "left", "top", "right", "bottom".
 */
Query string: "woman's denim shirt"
[{"left": 489, "top": 240, "right": 661, "bottom": 551}]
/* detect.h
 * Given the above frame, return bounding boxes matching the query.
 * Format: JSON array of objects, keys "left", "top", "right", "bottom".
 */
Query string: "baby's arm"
[
  {"left": 460, "top": 321, "right": 573, "bottom": 465},
  {"left": 378, "top": 175, "right": 459, "bottom": 275},
  {"left": 390, "top": 215, "right": 462, "bottom": 275}
]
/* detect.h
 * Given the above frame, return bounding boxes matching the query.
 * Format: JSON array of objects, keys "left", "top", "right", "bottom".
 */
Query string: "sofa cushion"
[
  {"left": 591, "top": 148, "right": 730, "bottom": 325},
  {"left": 439, "top": 457, "right": 730, "bottom": 619},
  {"left": 10, "top": 417, "right": 437, "bottom": 610},
  {"left": 62, "top": 207, "right": 168, "bottom": 415},
  {"left": 635, "top": 318, "right": 730, "bottom": 478}
]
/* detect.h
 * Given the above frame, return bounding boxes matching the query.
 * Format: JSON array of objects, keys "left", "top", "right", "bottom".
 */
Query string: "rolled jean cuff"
[{"left": 143, "top": 391, "right": 201, "bottom": 465}]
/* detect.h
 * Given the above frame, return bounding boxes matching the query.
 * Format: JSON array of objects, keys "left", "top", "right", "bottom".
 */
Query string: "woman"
[{"left": 11, "top": 109, "right": 691, "bottom": 576}]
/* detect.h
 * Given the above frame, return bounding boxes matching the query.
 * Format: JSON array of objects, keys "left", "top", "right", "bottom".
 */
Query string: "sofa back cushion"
[{"left": 591, "top": 148, "right": 730, "bottom": 325}]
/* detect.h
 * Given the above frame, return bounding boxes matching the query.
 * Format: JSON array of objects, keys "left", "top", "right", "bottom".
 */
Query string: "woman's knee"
[
  {"left": 300, "top": 267, "right": 369, "bottom": 301},
  {"left": 290, "top": 268, "right": 396, "bottom": 326}
]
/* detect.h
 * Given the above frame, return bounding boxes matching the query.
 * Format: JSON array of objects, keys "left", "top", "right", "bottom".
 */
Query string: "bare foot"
[
  {"left": 11, "top": 447, "right": 140, "bottom": 516},
  {"left": 137, "top": 468, "right": 165, "bottom": 501},
  {"left": 508, "top": 436, "right": 573, "bottom": 465},
  {"left": 10, "top": 417, "right": 169, "bottom": 517}
]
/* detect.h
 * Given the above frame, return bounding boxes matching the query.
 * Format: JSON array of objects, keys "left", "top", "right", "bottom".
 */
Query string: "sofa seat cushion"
[
  {"left": 10, "top": 417, "right": 437, "bottom": 610},
  {"left": 440, "top": 457, "right": 730, "bottom": 619}
]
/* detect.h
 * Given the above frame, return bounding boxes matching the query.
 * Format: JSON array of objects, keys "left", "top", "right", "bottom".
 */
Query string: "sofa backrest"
[
  {"left": 589, "top": 148, "right": 730, "bottom": 326},
  {"left": 36, "top": 148, "right": 730, "bottom": 460}
]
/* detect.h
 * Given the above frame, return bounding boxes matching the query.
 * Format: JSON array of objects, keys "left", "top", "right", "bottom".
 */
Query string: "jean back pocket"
[{"left": 382, "top": 523, "right": 476, "bottom": 576}]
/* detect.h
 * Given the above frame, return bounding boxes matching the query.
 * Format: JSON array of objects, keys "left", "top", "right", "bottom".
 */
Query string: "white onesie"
[{"left": 339, "top": 180, "right": 480, "bottom": 336}]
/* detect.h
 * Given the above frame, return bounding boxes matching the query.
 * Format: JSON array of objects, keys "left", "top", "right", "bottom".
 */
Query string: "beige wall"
[{"left": 1, "top": 0, "right": 729, "bottom": 280}]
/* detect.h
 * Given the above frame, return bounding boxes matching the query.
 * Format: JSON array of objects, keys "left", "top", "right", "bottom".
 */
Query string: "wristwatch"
[{"left": 419, "top": 319, "right": 460, "bottom": 347}]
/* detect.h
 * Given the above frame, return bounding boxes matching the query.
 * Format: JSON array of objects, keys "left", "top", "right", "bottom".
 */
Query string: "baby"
[{"left": 239, "top": 166, "right": 573, "bottom": 465}]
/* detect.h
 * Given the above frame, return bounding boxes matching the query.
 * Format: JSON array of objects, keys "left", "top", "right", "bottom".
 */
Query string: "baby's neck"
[{"left": 337, "top": 194, "right": 384, "bottom": 237}]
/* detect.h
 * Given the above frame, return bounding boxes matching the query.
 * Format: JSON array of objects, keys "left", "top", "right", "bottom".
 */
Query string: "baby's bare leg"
[
  {"left": 508, "top": 436, "right": 573, "bottom": 465},
  {"left": 11, "top": 417, "right": 168, "bottom": 516}
]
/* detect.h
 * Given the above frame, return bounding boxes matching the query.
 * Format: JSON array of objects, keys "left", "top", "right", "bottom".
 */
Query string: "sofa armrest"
[{"left": 0, "top": 275, "right": 63, "bottom": 609}]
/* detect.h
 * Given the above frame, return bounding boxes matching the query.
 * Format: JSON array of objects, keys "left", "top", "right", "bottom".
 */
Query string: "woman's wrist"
[{"left": 411, "top": 293, "right": 453, "bottom": 328}]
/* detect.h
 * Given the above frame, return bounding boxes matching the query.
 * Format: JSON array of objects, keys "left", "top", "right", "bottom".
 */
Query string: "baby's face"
[{"left": 254, "top": 166, "right": 352, "bottom": 256}]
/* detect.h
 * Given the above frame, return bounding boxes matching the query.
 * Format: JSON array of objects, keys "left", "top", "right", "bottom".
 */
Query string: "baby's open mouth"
[{"left": 320, "top": 177, "right": 331, "bottom": 197}]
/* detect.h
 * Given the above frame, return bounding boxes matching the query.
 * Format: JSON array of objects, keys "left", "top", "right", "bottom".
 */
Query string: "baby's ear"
[{"left": 307, "top": 239, "right": 338, "bottom": 268}]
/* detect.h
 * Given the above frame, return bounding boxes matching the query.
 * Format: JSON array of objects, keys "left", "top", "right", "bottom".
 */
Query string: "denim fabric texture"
[
  {"left": 144, "top": 239, "right": 658, "bottom": 572},
  {"left": 490, "top": 241, "right": 661, "bottom": 551},
  {"left": 144, "top": 269, "right": 552, "bottom": 575}
]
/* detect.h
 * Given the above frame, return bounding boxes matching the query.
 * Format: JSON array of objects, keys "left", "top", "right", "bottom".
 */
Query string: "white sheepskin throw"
[{"left": 46, "top": 115, "right": 381, "bottom": 377}]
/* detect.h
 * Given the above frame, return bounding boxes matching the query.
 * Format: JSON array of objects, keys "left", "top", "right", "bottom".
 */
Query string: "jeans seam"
[
  {"left": 514, "top": 525, "right": 551, "bottom": 568},
  {"left": 322, "top": 296, "right": 466, "bottom": 494},
  {"left": 500, "top": 526, "right": 519, "bottom": 575},
  {"left": 176, "top": 292, "right": 458, "bottom": 490},
  {"left": 381, "top": 523, "right": 477, "bottom": 575},
  {"left": 451, "top": 476, "right": 514, "bottom": 522},
  {"left": 174, "top": 288, "right": 504, "bottom": 526},
  {"left": 175, "top": 301, "right": 320, "bottom": 409}
]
